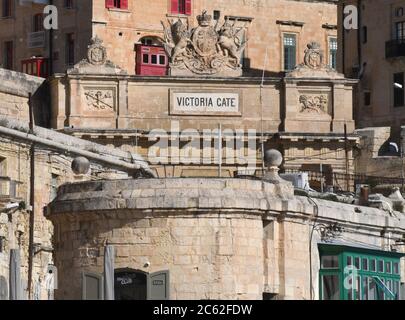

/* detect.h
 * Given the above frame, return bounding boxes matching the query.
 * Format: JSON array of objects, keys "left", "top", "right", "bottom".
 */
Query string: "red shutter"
[
  {"left": 171, "top": 0, "right": 179, "bottom": 14},
  {"left": 105, "top": 0, "right": 114, "bottom": 8},
  {"left": 185, "top": 0, "right": 191, "bottom": 15},
  {"left": 121, "top": 0, "right": 128, "bottom": 9}
]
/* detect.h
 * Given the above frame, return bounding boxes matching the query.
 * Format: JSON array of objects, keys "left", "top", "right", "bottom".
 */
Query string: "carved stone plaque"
[
  {"left": 83, "top": 88, "right": 116, "bottom": 111},
  {"left": 170, "top": 90, "right": 241, "bottom": 116},
  {"left": 299, "top": 94, "right": 328, "bottom": 114}
]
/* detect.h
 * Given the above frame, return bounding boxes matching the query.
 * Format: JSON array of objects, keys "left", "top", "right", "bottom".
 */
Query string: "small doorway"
[{"left": 114, "top": 269, "right": 147, "bottom": 300}]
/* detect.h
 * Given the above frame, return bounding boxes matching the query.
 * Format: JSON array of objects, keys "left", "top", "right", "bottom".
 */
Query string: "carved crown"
[
  {"left": 197, "top": 10, "right": 213, "bottom": 27},
  {"left": 307, "top": 41, "right": 321, "bottom": 50}
]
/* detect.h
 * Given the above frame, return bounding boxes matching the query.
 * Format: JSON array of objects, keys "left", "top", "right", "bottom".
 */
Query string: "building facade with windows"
[
  {"left": 0, "top": 0, "right": 338, "bottom": 76},
  {"left": 338, "top": 0, "right": 405, "bottom": 132}
]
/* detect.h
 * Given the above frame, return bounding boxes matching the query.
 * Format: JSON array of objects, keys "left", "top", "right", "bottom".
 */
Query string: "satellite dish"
[
  {"left": 0, "top": 276, "right": 8, "bottom": 300},
  {"left": 71, "top": 157, "right": 90, "bottom": 175}
]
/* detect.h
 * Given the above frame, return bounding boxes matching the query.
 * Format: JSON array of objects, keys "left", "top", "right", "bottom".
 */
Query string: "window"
[
  {"left": 3, "top": 41, "right": 13, "bottom": 70},
  {"left": 105, "top": 0, "right": 128, "bottom": 10},
  {"left": 2, "top": 0, "right": 11, "bottom": 17},
  {"left": 66, "top": 33, "right": 75, "bottom": 65},
  {"left": 396, "top": 21, "right": 405, "bottom": 40},
  {"left": 354, "top": 257, "right": 360, "bottom": 269},
  {"left": 141, "top": 38, "right": 153, "bottom": 46},
  {"left": 386, "top": 261, "right": 392, "bottom": 274},
  {"left": 170, "top": 0, "right": 191, "bottom": 15},
  {"left": 135, "top": 44, "right": 168, "bottom": 76},
  {"left": 362, "top": 26, "right": 368, "bottom": 44},
  {"left": 322, "top": 275, "right": 340, "bottom": 300},
  {"left": 396, "top": 7, "right": 404, "bottom": 17},
  {"left": 378, "top": 260, "right": 384, "bottom": 272},
  {"left": 213, "top": 10, "right": 221, "bottom": 21},
  {"left": 362, "top": 258, "right": 368, "bottom": 271},
  {"left": 283, "top": 34, "right": 296, "bottom": 71},
  {"left": 394, "top": 72, "right": 404, "bottom": 107},
  {"left": 65, "top": 0, "right": 74, "bottom": 8},
  {"left": 321, "top": 255, "right": 339, "bottom": 269},
  {"left": 364, "top": 91, "right": 371, "bottom": 106},
  {"left": 393, "top": 262, "right": 399, "bottom": 275},
  {"left": 329, "top": 37, "right": 337, "bottom": 69},
  {"left": 319, "top": 244, "right": 402, "bottom": 300},
  {"left": 370, "top": 259, "right": 376, "bottom": 272},
  {"left": 33, "top": 14, "right": 44, "bottom": 32}
]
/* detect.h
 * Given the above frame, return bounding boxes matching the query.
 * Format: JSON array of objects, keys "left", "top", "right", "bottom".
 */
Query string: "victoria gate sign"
[{"left": 170, "top": 90, "right": 241, "bottom": 116}]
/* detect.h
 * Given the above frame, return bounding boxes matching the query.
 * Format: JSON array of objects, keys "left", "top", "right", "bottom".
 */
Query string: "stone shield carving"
[
  {"left": 299, "top": 95, "right": 328, "bottom": 114},
  {"left": 87, "top": 37, "right": 107, "bottom": 66},
  {"left": 162, "top": 10, "right": 248, "bottom": 77},
  {"left": 304, "top": 42, "right": 323, "bottom": 69}
]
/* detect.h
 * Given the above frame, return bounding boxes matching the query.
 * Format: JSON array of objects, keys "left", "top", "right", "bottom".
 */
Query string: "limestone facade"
[
  {"left": 47, "top": 36, "right": 358, "bottom": 182},
  {"left": 0, "top": 74, "right": 153, "bottom": 300},
  {"left": 0, "top": 0, "right": 338, "bottom": 76},
  {"left": 47, "top": 177, "right": 405, "bottom": 300},
  {"left": 338, "top": 0, "right": 405, "bottom": 130}
]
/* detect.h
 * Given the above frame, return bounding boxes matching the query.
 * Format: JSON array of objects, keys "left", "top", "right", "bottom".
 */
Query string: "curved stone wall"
[{"left": 48, "top": 178, "right": 294, "bottom": 300}]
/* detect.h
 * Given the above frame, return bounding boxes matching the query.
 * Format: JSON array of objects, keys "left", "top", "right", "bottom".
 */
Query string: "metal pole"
[
  {"left": 218, "top": 123, "right": 222, "bottom": 178},
  {"left": 344, "top": 123, "right": 350, "bottom": 191},
  {"left": 320, "top": 163, "right": 324, "bottom": 193},
  {"left": 260, "top": 48, "right": 268, "bottom": 176},
  {"left": 27, "top": 93, "right": 35, "bottom": 300},
  {"left": 401, "top": 136, "right": 404, "bottom": 193}
]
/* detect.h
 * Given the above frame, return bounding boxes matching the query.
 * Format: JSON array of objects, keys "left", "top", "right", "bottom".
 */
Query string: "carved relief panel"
[
  {"left": 82, "top": 87, "right": 117, "bottom": 112},
  {"left": 297, "top": 90, "right": 332, "bottom": 118}
]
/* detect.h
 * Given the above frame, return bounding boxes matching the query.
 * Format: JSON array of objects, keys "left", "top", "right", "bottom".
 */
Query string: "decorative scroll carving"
[
  {"left": 161, "top": 10, "right": 248, "bottom": 77},
  {"left": 299, "top": 95, "right": 328, "bottom": 114},
  {"left": 84, "top": 90, "right": 114, "bottom": 110}
]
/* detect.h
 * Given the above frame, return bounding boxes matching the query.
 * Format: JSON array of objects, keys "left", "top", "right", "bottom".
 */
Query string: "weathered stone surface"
[{"left": 47, "top": 177, "right": 405, "bottom": 300}]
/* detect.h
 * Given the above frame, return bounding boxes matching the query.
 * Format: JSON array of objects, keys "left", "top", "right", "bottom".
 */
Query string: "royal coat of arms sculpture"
[{"left": 161, "top": 11, "right": 247, "bottom": 77}]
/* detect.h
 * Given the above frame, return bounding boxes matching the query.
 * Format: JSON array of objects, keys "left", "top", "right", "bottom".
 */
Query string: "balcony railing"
[{"left": 386, "top": 39, "right": 405, "bottom": 59}]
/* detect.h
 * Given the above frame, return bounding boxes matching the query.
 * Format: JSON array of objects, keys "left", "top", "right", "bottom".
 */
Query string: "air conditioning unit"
[{"left": 280, "top": 172, "right": 310, "bottom": 190}]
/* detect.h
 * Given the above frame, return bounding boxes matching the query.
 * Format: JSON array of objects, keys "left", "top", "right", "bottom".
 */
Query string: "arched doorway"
[
  {"left": 114, "top": 269, "right": 147, "bottom": 300},
  {"left": 139, "top": 36, "right": 163, "bottom": 46}
]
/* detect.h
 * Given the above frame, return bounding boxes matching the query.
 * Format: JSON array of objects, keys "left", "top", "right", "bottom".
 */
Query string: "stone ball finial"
[
  {"left": 71, "top": 157, "right": 90, "bottom": 175},
  {"left": 264, "top": 149, "right": 283, "bottom": 168}
]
